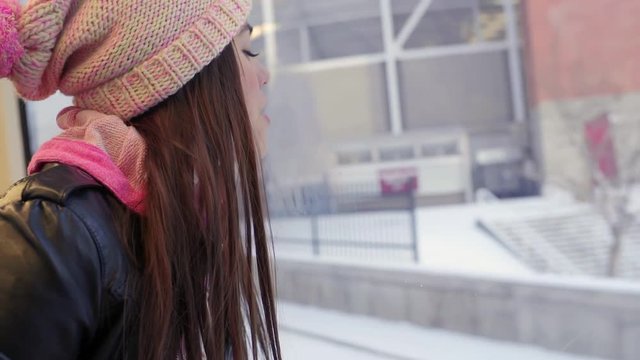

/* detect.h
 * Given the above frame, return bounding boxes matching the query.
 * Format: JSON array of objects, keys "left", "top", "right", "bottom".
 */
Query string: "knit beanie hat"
[{"left": 0, "top": 0, "right": 252, "bottom": 120}]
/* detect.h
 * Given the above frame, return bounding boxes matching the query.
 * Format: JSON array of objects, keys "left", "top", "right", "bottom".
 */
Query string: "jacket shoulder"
[
  {"left": 0, "top": 164, "right": 133, "bottom": 358},
  {"left": 0, "top": 164, "right": 105, "bottom": 208},
  {"left": 0, "top": 164, "right": 132, "bottom": 298}
]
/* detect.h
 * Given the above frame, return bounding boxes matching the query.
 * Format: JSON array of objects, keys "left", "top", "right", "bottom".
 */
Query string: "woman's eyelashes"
[{"left": 243, "top": 50, "right": 260, "bottom": 58}]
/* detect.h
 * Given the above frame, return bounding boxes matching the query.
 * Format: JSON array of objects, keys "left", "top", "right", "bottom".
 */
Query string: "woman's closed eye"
[{"left": 243, "top": 50, "right": 260, "bottom": 58}]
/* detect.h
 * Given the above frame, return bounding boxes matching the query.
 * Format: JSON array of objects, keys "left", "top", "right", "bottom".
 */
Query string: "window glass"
[
  {"left": 379, "top": 146, "right": 415, "bottom": 162},
  {"left": 14, "top": 0, "right": 640, "bottom": 359}
]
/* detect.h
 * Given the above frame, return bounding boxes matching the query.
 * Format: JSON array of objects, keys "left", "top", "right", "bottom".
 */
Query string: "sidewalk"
[{"left": 278, "top": 302, "right": 606, "bottom": 360}]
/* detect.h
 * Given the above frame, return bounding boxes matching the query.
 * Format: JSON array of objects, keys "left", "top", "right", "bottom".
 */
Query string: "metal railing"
[{"left": 267, "top": 182, "right": 419, "bottom": 262}]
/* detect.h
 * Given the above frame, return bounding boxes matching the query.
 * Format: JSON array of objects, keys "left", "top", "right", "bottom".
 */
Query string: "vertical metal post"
[
  {"left": 502, "top": 0, "right": 526, "bottom": 123},
  {"left": 410, "top": 191, "right": 419, "bottom": 263},
  {"left": 17, "top": 100, "right": 32, "bottom": 167},
  {"left": 461, "top": 133, "right": 475, "bottom": 202},
  {"left": 473, "top": 0, "right": 481, "bottom": 42},
  {"left": 379, "top": 0, "right": 404, "bottom": 135},
  {"left": 311, "top": 215, "right": 320, "bottom": 256},
  {"left": 300, "top": 25, "right": 312, "bottom": 63}
]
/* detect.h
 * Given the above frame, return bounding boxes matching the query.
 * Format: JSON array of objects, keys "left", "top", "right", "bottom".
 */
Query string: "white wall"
[
  {"left": 24, "top": 92, "right": 73, "bottom": 153},
  {"left": 0, "top": 79, "right": 25, "bottom": 190}
]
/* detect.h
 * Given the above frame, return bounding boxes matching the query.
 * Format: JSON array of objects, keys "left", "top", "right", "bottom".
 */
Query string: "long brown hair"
[{"left": 125, "top": 43, "right": 281, "bottom": 359}]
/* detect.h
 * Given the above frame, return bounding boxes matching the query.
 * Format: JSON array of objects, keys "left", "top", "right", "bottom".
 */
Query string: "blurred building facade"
[
  {"left": 253, "top": 0, "right": 640, "bottom": 206},
  {"left": 522, "top": 0, "right": 640, "bottom": 200},
  {"left": 255, "top": 0, "right": 530, "bottom": 205}
]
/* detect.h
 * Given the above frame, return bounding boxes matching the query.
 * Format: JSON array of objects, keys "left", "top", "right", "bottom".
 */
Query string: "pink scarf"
[{"left": 28, "top": 107, "right": 147, "bottom": 214}]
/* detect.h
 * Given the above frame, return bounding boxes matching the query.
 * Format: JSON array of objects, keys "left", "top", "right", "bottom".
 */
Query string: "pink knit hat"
[{"left": 0, "top": 0, "right": 252, "bottom": 120}]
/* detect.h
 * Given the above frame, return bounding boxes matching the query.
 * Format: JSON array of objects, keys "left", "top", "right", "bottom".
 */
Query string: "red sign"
[
  {"left": 584, "top": 114, "right": 618, "bottom": 180},
  {"left": 379, "top": 167, "right": 418, "bottom": 195}
]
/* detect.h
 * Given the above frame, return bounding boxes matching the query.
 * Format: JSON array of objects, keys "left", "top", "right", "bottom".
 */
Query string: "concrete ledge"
[{"left": 276, "top": 257, "right": 640, "bottom": 360}]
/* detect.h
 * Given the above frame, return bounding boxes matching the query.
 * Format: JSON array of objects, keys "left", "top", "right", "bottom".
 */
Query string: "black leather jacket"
[{"left": 0, "top": 164, "right": 134, "bottom": 359}]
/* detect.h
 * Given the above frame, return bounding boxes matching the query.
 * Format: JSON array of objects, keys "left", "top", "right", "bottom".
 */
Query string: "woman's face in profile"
[{"left": 234, "top": 24, "right": 271, "bottom": 158}]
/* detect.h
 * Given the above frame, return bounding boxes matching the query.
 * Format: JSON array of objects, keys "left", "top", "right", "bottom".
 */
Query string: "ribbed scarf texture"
[{"left": 28, "top": 107, "right": 147, "bottom": 214}]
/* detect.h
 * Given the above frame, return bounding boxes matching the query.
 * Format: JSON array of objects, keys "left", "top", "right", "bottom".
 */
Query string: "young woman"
[{"left": 0, "top": 0, "right": 280, "bottom": 359}]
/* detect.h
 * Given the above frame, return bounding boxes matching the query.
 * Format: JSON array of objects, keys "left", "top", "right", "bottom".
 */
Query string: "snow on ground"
[
  {"left": 278, "top": 302, "right": 605, "bottom": 360},
  {"left": 271, "top": 194, "right": 640, "bottom": 290},
  {"left": 416, "top": 202, "right": 532, "bottom": 276},
  {"left": 414, "top": 194, "right": 589, "bottom": 276},
  {"left": 272, "top": 196, "right": 579, "bottom": 276}
]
